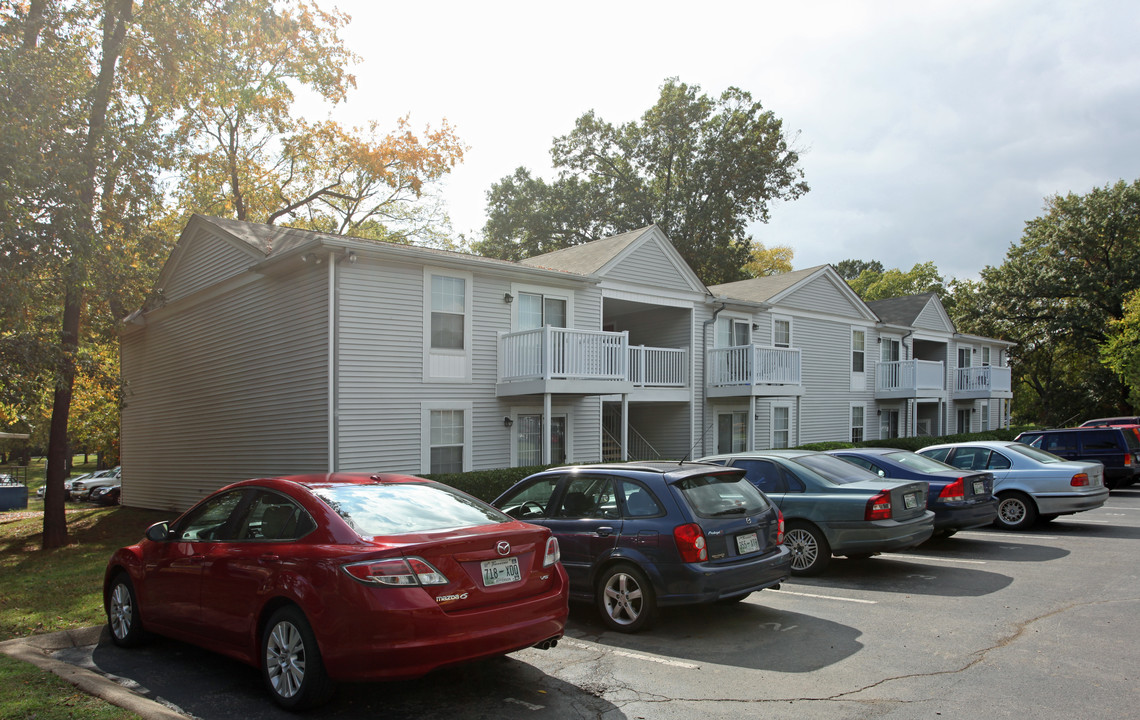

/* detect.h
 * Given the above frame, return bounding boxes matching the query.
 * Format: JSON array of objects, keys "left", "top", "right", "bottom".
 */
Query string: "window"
[
  {"left": 980, "top": 401, "right": 990, "bottom": 431},
  {"left": 430, "top": 275, "right": 465, "bottom": 350},
  {"left": 852, "top": 330, "right": 865, "bottom": 372},
  {"left": 717, "top": 411, "right": 747, "bottom": 453},
  {"left": 422, "top": 401, "right": 472, "bottom": 474},
  {"left": 497, "top": 476, "right": 561, "bottom": 520},
  {"left": 238, "top": 491, "right": 315, "bottom": 541},
  {"left": 518, "top": 291, "right": 567, "bottom": 330},
  {"left": 732, "top": 459, "right": 789, "bottom": 494},
  {"left": 716, "top": 316, "right": 750, "bottom": 347},
  {"left": 772, "top": 405, "right": 790, "bottom": 449},
  {"left": 516, "top": 414, "right": 567, "bottom": 466},
  {"left": 851, "top": 404, "right": 865, "bottom": 443},
  {"left": 773, "top": 317, "right": 792, "bottom": 348},
  {"left": 618, "top": 480, "right": 664, "bottom": 518},
  {"left": 176, "top": 490, "right": 244, "bottom": 542},
  {"left": 556, "top": 475, "right": 618, "bottom": 519},
  {"left": 981, "top": 347, "right": 991, "bottom": 366},
  {"left": 957, "top": 408, "right": 971, "bottom": 434},
  {"left": 958, "top": 346, "right": 972, "bottom": 368},
  {"left": 881, "top": 337, "right": 900, "bottom": 362}
]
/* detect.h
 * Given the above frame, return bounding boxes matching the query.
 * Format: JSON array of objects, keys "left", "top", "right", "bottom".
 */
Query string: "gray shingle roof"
[
  {"left": 707, "top": 265, "right": 829, "bottom": 303},
  {"left": 865, "top": 293, "right": 938, "bottom": 326},
  {"left": 518, "top": 226, "right": 656, "bottom": 275}
]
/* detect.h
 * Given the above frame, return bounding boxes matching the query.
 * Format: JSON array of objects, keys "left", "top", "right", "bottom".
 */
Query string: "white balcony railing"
[
  {"left": 955, "top": 365, "right": 1012, "bottom": 393},
  {"left": 629, "top": 345, "right": 687, "bottom": 387},
  {"left": 499, "top": 327, "right": 628, "bottom": 382},
  {"left": 877, "top": 359, "right": 945, "bottom": 393},
  {"left": 708, "top": 345, "right": 802, "bottom": 388}
]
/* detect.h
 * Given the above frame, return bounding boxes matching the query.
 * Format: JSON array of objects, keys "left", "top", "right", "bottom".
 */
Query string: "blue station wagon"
[{"left": 493, "top": 462, "right": 791, "bottom": 633}]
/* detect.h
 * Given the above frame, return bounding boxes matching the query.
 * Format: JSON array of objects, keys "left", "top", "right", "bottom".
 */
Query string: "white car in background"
[
  {"left": 69, "top": 466, "right": 122, "bottom": 502},
  {"left": 918, "top": 441, "right": 1109, "bottom": 530}
]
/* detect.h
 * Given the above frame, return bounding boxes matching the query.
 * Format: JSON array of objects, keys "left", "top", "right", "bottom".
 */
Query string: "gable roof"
[
  {"left": 709, "top": 265, "right": 879, "bottom": 320},
  {"left": 865, "top": 293, "right": 938, "bottom": 326}
]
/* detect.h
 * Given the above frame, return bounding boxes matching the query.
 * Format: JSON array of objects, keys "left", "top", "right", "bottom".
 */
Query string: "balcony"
[
  {"left": 953, "top": 365, "right": 1013, "bottom": 399},
  {"left": 707, "top": 344, "right": 803, "bottom": 398},
  {"left": 498, "top": 327, "right": 687, "bottom": 397},
  {"left": 876, "top": 359, "right": 945, "bottom": 399}
]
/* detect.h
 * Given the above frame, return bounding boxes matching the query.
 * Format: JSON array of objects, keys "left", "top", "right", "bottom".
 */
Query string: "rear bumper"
[
  {"left": 319, "top": 565, "right": 569, "bottom": 682},
  {"left": 932, "top": 499, "right": 998, "bottom": 530},
  {"left": 824, "top": 511, "right": 935, "bottom": 554},
  {"left": 1034, "top": 488, "right": 1109, "bottom": 515},
  {"left": 653, "top": 545, "right": 792, "bottom": 607}
]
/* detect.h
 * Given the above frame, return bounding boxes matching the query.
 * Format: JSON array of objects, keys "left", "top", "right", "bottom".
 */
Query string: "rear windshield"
[
  {"left": 674, "top": 473, "right": 770, "bottom": 518},
  {"left": 311, "top": 482, "right": 511, "bottom": 536},
  {"left": 789, "top": 453, "right": 883, "bottom": 485},
  {"left": 888, "top": 451, "right": 960, "bottom": 474},
  {"left": 1007, "top": 443, "right": 1066, "bottom": 464}
]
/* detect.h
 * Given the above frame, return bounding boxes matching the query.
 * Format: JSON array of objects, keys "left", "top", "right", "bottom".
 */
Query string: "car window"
[
  {"left": 790, "top": 453, "right": 882, "bottom": 485},
  {"left": 497, "top": 476, "right": 560, "bottom": 520},
  {"left": 618, "top": 480, "right": 664, "bottom": 518},
  {"left": 837, "top": 455, "right": 882, "bottom": 475},
  {"left": 732, "top": 459, "right": 789, "bottom": 493},
  {"left": 1007, "top": 443, "right": 1066, "bottom": 464},
  {"left": 1082, "top": 431, "right": 1120, "bottom": 451},
  {"left": 922, "top": 447, "right": 951, "bottom": 462},
  {"left": 1042, "top": 433, "right": 1078, "bottom": 454},
  {"left": 236, "top": 490, "right": 315, "bottom": 541},
  {"left": 945, "top": 446, "right": 987, "bottom": 471},
  {"left": 312, "top": 482, "right": 511, "bottom": 536},
  {"left": 555, "top": 475, "right": 619, "bottom": 519},
  {"left": 674, "top": 472, "right": 769, "bottom": 518},
  {"left": 889, "top": 451, "right": 959, "bottom": 474},
  {"left": 986, "top": 451, "right": 1012, "bottom": 470},
  {"left": 177, "top": 490, "right": 246, "bottom": 542}
]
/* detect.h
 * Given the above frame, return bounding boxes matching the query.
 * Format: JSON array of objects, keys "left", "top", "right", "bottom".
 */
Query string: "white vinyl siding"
[
  {"left": 160, "top": 233, "right": 261, "bottom": 303},
  {"left": 607, "top": 237, "right": 697, "bottom": 290}
]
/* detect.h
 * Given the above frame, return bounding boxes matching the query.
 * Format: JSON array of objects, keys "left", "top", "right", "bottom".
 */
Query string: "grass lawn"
[{"left": 0, "top": 456, "right": 173, "bottom": 718}]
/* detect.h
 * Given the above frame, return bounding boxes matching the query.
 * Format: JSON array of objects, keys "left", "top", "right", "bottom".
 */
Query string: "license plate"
[
  {"left": 903, "top": 493, "right": 919, "bottom": 510},
  {"left": 973, "top": 481, "right": 985, "bottom": 496},
  {"left": 481, "top": 557, "right": 521, "bottom": 587},
  {"left": 736, "top": 532, "right": 760, "bottom": 555}
]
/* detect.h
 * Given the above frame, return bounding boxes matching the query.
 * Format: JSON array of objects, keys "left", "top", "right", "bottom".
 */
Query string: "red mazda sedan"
[{"left": 103, "top": 474, "right": 568, "bottom": 709}]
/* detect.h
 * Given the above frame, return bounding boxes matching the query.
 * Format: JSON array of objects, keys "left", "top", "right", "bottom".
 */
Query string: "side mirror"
[{"left": 145, "top": 521, "right": 171, "bottom": 542}]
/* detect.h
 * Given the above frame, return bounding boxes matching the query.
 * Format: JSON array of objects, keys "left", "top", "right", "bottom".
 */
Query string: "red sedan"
[{"left": 103, "top": 474, "right": 568, "bottom": 709}]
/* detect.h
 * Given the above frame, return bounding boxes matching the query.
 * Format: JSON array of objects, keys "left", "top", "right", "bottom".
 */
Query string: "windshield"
[
  {"left": 311, "top": 482, "right": 511, "bottom": 536},
  {"left": 888, "top": 451, "right": 960, "bottom": 473},
  {"left": 1006, "top": 443, "right": 1066, "bottom": 464},
  {"left": 674, "top": 472, "right": 770, "bottom": 518},
  {"left": 790, "top": 453, "right": 883, "bottom": 485}
]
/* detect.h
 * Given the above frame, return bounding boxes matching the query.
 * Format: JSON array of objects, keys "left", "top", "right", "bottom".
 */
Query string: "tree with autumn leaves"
[{"left": 0, "top": 0, "right": 464, "bottom": 548}]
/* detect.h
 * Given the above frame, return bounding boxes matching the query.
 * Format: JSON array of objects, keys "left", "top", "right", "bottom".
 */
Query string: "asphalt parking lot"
[{"left": 23, "top": 486, "right": 1140, "bottom": 719}]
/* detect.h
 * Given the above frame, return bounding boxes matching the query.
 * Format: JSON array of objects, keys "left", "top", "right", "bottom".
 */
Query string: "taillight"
[
  {"left": 938, "top": 478, "right": 965, "bottom": 503},
  {"left": 776, "top": 508, "right": 785, "bottom": 545},
  {"left": 1071, "top": 473, "right": 1089, "bottom": 487},
  {"left": 342, "top": 557, "right": 449, "bottom": 586},
  {"left": 865, "top": 491, "right": 892, "bottom": 521},
  {"left": 1124, "top": 453, "right": 1132, "bottom": 467},
  {"left": 543, "top": 536, "right": 561, "bottom": 567},
  {"left": 674, "top": 523, "right": 708, "bottom": 563}
]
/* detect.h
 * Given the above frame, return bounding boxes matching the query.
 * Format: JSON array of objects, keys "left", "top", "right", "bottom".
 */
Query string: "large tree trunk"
[{"left": 42, "top": 0, "right": 133, "bottom": 549}]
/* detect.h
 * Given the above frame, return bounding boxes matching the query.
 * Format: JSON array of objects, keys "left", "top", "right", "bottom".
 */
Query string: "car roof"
[
  {"left": 921, "top": 440, "right": 1019, "bottom": 450},
  {"left": 830, "top": 447, "right": 900, "bottom": 457},
  {"left": 532, "top": 461, "right": 746, "bottom": 481}
]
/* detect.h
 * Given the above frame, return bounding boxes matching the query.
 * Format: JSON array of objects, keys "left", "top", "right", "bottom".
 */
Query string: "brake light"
[
  {"left": 865, "top": 491, "right": 892, "bottom": 521},
  {"left": 938, "top": 478, "right": 965, "bottom": 503},
  {"left": 776, "top": 508, "right": 785, "bottom": 545},
  {"left": 1071, "top": 473, "right": 1089, "bottom": 487},
  {"left": 673, "top": 523, "right": 707, "bottom": 563},
  {"left": 543, "top": 536, "right": 561, "bottom": 567},
  {"left": 1125, "top": 453, "right": 1132, "bottom": 467},
  {"left": 342, "top": 557, "right": 449, "bottom": 586}
]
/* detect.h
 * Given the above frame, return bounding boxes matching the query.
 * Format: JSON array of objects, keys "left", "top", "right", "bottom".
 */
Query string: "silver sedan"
[{"left": 918, "top": 441, "right": 1108, "bottom": 530}]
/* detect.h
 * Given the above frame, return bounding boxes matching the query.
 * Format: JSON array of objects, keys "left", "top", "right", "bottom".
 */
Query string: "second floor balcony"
[
  {"left": 953, "top": 365, "right": 1013, "bottom": 399},
  {"left": 876, "top": 359, "right": 945, "bottom": 398},
  {"left": 707, "top": 344, "right": 803, "bottom": 398},
  {"left": 497, "top": 327, "right": 687, "bottom": 397}
]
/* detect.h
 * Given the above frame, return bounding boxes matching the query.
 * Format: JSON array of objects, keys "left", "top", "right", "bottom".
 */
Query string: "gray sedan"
[
  {"left": 918, "top": 441, "right": 1109, "bottom": 530},
  {"left": 699, "top": 450, "right": 934, "bottom": 575}
]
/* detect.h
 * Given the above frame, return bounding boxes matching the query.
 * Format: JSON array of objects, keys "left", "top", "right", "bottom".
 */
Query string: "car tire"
[
  {"left": 785, "top": 521, "right": 831, "bottom": 576},
  {"left": 994, "top": 491, "right": 1038, "bottom": 530},
  {"left": 262, "top": 606, "right": 335, "bottom": 710},
  {"left": 107, "top": 573, "right": 147, "bottom": 648},
  {"left": 596, "top": 563, "right": 657, "bottom": 633}
]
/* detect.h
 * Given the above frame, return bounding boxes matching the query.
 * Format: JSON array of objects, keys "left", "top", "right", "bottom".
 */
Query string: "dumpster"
[{"left": 0, "top": 483, "right": 29, "bottom": 511}]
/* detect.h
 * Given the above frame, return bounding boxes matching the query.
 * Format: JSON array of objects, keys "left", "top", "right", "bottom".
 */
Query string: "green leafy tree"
[
  {"left": 846, "top": 262, "right": 947, "bottom": 303},
  {"left": 953, "top": 180, "right": 1140, "bottom": 425},
  {"left": 1100, "top": 289, "right": 1140, "bottom": 410},
  {"left": 473, "top": 78, "right": 808, "bottom": 284},
  {"left": 834, "top": 259, "right": 885, "bottom": 281}
]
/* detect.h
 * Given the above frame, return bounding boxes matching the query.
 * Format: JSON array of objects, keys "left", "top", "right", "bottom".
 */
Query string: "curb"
[{"left": 0, "top": 626, "right": 190, "bottom": 720}]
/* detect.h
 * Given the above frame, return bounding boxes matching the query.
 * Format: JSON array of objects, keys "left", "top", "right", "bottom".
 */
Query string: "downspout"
[
  {"left": 701, "top": 301, "right": 727, "bottom": 456},
  {"left": 327, "top": 251, "right": 336, "bottom": 474}
]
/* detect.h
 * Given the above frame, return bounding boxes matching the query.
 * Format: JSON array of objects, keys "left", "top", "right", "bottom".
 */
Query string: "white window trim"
[
  {"left": 850, "top": 402, "right": 866, "bottom": 443},
  {"left": 423, "top": 267, "right": 473, "bottom": 382},
  {"left": 771, "top": 402, "right": 792, "bottom": 449},
  {"left": 508, "top": 405, "right": 574, "bottom": 466},
  {"left": 957, "top": 344, "right": 974, "bottom": 368},
  {"left": 851, "top": 328, "right": 866, "bottom": 373},
  {"left": 981, "top": 346, "right": 992, "bottom": 367},
  {"left": 880, "top": 335, "right": 902, "bottom": 362},
  {"left": 420, "top": 401, "right": 473, "bottom": 474},
  {"left": 715, "top": 312, "right": 752, "bottom": 347},
  {"left": 980, "top": 401, "right": 990, "bottom": 431},
  {"left": 510, "top": 282, "right": 574, "bottom": 331},
  {"left": 772, "top": 315, "right": 793, "bottom": 348}
]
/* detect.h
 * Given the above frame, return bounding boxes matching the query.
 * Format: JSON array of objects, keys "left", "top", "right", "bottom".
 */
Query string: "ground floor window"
[
  {"left": 422, "top": 402, "right": 472, "bottom": 474},
  {"left": 957, "top": 408, "right": 972, "bottom": 434},
  {"left": 717, "top": 411, "right": 747, "bottom": 454},
  {"left": 517, "top": 414, "right": 566, "bottom": 465},
  {"left": 851, "top": 405, "right": 865, "bottom": 443},
  {"left": 980, "top": 402, "right": 990, "bottom": 431},
  {"left": 772, "top": 406, "right": 790, "bottom": 449},
  {"left": 880, "top": 408, "right": 900, "bottom": 439}
]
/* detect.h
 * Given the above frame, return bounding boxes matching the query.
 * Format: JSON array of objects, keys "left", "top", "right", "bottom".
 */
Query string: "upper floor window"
[
  {"left": 957, "top": 346, "right": 972, "bottom": 368},
  {"left": 773, "top": 318, "right": 792, "bottom": 348},
  {"left": 430, "top": 274, "right": 465, "bottom": 350},
  {"left": 852, "top": 330, "right": 865, "bottom": 372},
  {"left": 881, "top": 337, "right": 901, "bottom": 362},
  {"left": 519, "top": 292, "right": 567, "bottom": 330},
  {"left": 981, "top": 347, "right": 991, "bottom": 366},
  {"left": 717, "top": 316, "right": 750, "bottom": 347}
]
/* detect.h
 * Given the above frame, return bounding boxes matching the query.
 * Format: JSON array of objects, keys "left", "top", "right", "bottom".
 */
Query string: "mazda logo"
[{"left": 497, "top": 541, "right": 511, "bottom": 556}]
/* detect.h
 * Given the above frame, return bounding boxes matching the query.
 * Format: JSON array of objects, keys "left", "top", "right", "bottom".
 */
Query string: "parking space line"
[
  {"left": 561, "top": 639, "right": 701, "bottom": 668},
  {"left": 891, "top": 553, "right": 987, "bottom": 565},
  {"left": 956, "top": 531, "right": 1058, "bottom": 540},
  {"left": 1056, "top": 518, "right": 1111, "bottom": 524},
  {"left": 767, "top": 589, "right": 877, "bottom": 604}
]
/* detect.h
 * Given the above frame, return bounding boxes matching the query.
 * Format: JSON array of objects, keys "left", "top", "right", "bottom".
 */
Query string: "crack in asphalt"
[{"left": 568, "top": 597, "right": 1139, "bottom": 708}]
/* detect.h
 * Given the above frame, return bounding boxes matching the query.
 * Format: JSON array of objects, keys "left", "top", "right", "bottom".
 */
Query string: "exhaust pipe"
[{"left": 533, "top": 636, "right": 560, "bottom": 650}]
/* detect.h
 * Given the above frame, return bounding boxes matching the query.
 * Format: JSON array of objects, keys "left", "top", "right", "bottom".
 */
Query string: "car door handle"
[
  {"left": 259, "top": 553, "right": 281, "bottom": 565},
  {"left": 594, "top": 526, "right": 614, "bottom": 537}
]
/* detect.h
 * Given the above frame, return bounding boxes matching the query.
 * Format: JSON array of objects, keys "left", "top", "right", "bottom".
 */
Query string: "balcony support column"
[
  {"left": 748, "top": 396, "right": 757, "bottom": 451},
  {"left": 621, "top": 395, "right": 629, "bottom": 462},
  {"left": 542, "top": 392, "right": 552, "bottom": 465}
]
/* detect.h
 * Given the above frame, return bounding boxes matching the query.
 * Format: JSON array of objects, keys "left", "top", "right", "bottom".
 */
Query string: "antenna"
[{"left": 680, "top": 421, "right": 715, "bottom": 465}]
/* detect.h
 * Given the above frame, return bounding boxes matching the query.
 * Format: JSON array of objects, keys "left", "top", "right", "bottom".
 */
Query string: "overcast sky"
[{"left": 314, "top": 0, "right": 1140, "bottom": 281}]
